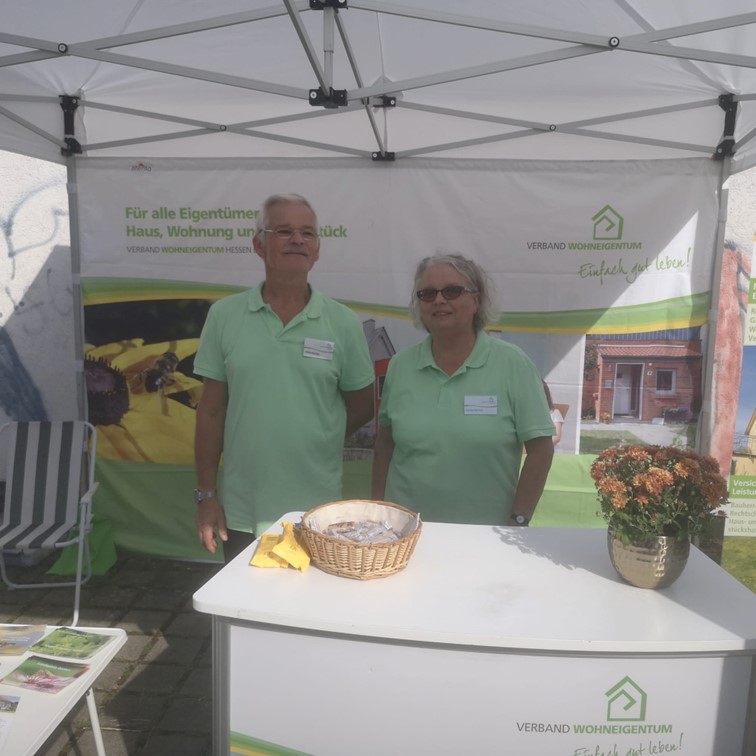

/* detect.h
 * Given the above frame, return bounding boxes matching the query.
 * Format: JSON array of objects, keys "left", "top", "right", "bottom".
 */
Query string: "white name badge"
[
  {"left": 464, "top": 395, "right": 498, "bottom": 415},
  {"left": 303, "top": 337, "right": 335, "bottom": 361}
]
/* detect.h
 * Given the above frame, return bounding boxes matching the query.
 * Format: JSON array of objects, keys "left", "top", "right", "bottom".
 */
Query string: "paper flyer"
[
  {"left": 727, "top": 274, "right": 756, "bottom": 536},
  {"left": 0, "top": 625, "right": 45, "bottom": 656},
  {"left": 30, "top": 627, "right": 115, "bottom": 660},
  {"left": 0, "top": 695, "right": 20, "bottom": 752},
  {"left": 1, "top": 655, "right": 89, "bottom": 694}
]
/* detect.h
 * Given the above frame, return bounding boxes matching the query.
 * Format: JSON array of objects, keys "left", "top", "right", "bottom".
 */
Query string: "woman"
[
  {"left": 543, "top": 381, "right": 564, "bottom": 447},
  {"left": 372, "top": 254, "right": 554, "bottom": 526}
]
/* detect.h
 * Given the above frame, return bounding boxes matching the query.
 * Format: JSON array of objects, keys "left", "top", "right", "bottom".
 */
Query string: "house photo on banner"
[{"left": 1, "top": 1, "right": 756, "bottom": 556}]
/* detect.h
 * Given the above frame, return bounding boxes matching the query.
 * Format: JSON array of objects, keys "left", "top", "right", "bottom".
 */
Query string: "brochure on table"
[
  {"left": 0, "top": 694, "right": 19, "bottom": 752},
  {"left": 30, "top": 627, "right": 116, "bottom": 659},
  {"left": 1, "top": 655, "right": 89, "bottom": 694},
  {"left": 0, "top": 626, "right": 45, "bottom": 657}
]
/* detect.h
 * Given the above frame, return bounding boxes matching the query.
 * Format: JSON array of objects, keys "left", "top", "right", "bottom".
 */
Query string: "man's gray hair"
[
  {"left": 409, "top": 253, "right": 496, "bottom": 332},
  {"left": 253, "top": 194, "right": 318, "bottom": 239}
]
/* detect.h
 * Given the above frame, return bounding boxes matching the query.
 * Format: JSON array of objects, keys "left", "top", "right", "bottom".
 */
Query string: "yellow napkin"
[
  {"left": 250, "top": 522, "right": 310, "bottom": 571},
  {"left": 249, "top": 534, "right": 290, "bottom": 568}
]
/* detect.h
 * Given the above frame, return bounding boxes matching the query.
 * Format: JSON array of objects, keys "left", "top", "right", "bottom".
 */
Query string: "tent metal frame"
[{"left": 1, "top": 3, "right": 756, "bottom": 161}]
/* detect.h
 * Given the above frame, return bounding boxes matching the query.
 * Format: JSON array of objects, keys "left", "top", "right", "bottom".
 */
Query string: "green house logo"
[
  {"left": 592, "top": 205, "right": 624, "bottom": 241},
  {"left": 605, "top": 676, "right": 647, "bottom": 722}
]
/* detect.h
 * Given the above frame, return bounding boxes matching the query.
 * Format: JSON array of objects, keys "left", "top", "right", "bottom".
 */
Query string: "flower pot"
[{"left": 607, "top": 531, "right": 690, "bottom": 589}]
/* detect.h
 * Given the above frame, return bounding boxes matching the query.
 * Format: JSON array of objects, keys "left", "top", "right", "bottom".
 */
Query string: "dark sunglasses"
[{"left": 416, "top": 285, "right": 477, "bottom": 302}]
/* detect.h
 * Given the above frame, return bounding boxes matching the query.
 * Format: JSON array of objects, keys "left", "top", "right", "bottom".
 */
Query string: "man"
[{"left": 193, "top": 194, "right": 375, "bottom": 561}]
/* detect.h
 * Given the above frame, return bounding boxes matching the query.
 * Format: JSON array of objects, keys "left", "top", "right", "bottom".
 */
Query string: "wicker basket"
[{"left": 299, "top": 500, "right": 422, "bottom": 580}]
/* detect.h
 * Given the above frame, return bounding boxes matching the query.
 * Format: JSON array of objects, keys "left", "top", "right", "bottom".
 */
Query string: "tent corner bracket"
[
  {"left": 715, "top": 93, "right": 737, "bottom": 160},
  {"left": 310, "top": 87, "right": 348, "bottom": 108},
  {"left": 371, "top": 151, "right": 395, "bottom": 162},
  {"left": 62, "top": 138, "right": 82, "bottom": 157},
  {"left": 59, "top": 95, "right": 82, "bottom": 156},
  {"left": 310, "top": 0, "right": 347, "bottom": 8},
  {"left": 367, "top": 96, "right": 397, "bottom": 108}
]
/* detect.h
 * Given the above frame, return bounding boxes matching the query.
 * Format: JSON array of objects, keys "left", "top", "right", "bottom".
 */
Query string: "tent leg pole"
[
  {"left": 698, "top": 155, "right": 731, "bottom": 464},
  {"left": 66, "top": 155, "right": 87, "bottom": 422}
]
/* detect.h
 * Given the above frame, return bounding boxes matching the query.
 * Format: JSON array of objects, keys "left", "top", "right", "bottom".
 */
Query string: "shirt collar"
[
  {"left": 418, "top": 330, "right": 491, "bottom": 372},
  {"left": 247, "top": 282, "right": 323, "bottom": 318},
  {"left": 247, "top": 283, "right": 266, "bottom": 312}
]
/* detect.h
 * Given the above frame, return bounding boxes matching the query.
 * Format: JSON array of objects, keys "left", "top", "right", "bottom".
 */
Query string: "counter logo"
[
  {"left": 605, "top": 676, "right": 647, "bottom": 722},
  {"left": 592, "top": 205, "right": 624, "bottom": 241}
]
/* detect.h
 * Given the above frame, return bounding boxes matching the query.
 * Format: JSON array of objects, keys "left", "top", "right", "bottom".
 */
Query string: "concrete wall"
[{"left": 0, "top": 150, "right": 78, "bottom": 473}]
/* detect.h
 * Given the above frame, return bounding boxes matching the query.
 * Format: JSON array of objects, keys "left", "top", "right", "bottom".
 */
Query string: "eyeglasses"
[
  {"left": 415, "top": 285, "right": 477, "bottom": 302},
  {"left": 263, "top": 227, "right": 319, "bottom": 242}
]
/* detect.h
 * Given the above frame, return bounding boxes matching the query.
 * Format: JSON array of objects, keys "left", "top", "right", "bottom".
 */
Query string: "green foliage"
[
  {"left": 583, "top": 342, "right": 598, "bottom": 375},
  {"left": 722, "top": 537, "right": 756, "bottom": 593},
  {"left": 662, "top": 406, "right": 692, "bottom": 423}
]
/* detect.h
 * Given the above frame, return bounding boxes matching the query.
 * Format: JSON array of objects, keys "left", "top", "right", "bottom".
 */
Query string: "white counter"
[{"left": 194, "top": 516, "right": 756, "bottom": 756}]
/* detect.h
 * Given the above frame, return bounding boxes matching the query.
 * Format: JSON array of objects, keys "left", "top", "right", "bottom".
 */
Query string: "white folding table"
[{"left": 0, "top": 625, "right": 126, "bottom": 756}]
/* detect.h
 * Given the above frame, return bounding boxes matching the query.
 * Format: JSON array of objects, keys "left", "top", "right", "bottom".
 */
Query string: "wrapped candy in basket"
[{"left": 299, "top": 499, "right": 422, "bottom": 580}]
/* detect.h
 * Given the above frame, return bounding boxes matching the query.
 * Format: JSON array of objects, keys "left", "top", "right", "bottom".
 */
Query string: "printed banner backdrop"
[
  {"left": 79, "top": 157, "right": 719, "bottom": 328},
  {"left": 76, "top": 157, "right": 722, "bottom": 559},
  {"left": 727, "top": 271, "right": 756, "bottom": 536}
]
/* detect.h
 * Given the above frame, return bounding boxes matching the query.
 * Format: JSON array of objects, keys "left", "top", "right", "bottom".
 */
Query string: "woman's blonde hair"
[{"left": 409, "top": 253, "right": 496, "bottom": 332}]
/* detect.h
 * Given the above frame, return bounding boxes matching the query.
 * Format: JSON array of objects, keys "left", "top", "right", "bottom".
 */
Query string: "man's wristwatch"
[
  {"left": 510, "top": 513, "right": 530, "bottom": 526},
  {"left": 193, "top": 488, "right": 217, "bottom": 504}
]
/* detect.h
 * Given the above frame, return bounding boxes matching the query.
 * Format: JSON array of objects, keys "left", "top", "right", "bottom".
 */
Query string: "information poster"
[
  {"left": 75, "top": 157, "right": 722, "bottom": 558},
  {"left": 727, "top": 274, "right": 756, "bottom": 535}
]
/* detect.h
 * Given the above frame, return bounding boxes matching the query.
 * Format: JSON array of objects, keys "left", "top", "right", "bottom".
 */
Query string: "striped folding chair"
[{"left": 0, "top": 421, "right": 98, "bottom": 626}]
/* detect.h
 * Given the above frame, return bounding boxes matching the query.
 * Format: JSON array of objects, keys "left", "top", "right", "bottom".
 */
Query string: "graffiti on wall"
[{"left": 0, "top": 168, "right": 72, "bottom": 422}]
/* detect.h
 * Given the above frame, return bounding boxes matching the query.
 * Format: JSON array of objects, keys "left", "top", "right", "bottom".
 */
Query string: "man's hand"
[{"left": 196, "top": 497, "right": 228, "bottom": 555}]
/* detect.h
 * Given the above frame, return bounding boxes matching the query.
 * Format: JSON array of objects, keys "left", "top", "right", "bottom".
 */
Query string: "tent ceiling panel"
[{"left": 1, "top": 0, "right": 756, "bottom": 170}]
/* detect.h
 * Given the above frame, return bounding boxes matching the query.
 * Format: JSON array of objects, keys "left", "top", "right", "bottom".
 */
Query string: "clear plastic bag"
[{"left": 322, "top": 520, "right": 403, "bottom": 544}]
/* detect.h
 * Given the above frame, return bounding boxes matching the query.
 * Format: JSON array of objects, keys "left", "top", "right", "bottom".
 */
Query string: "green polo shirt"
[
  {"left": 378, "top": 331, "right": 554, "bottom": 525},
  {"left": 194, "top": 284, "right": 374, "bottom": 534}
]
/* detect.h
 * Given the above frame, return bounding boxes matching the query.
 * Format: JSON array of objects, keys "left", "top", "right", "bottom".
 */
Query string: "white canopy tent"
[
  {"left": 2, "top": 1, "right": 755, "bottom": 556},
  {"left": 0, "top": 1, "right": 755, "bottom": 167}
]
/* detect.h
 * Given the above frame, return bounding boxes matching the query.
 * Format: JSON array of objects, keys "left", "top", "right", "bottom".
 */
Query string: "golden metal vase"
[{"left": 607, "top": 531, "right": 690, "bottom": 589}]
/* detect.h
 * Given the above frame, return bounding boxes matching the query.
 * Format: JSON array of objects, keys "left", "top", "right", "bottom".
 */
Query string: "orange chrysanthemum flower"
[{"left": 590, "top": 444, "right": 728, "bottom": 542}]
